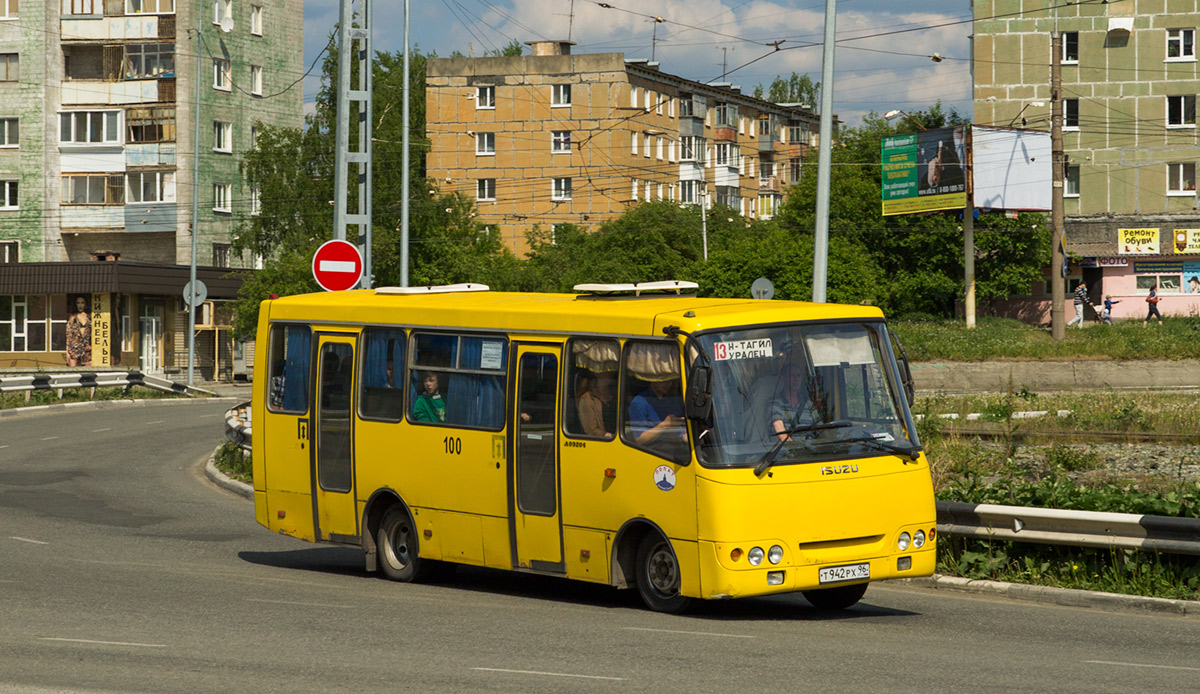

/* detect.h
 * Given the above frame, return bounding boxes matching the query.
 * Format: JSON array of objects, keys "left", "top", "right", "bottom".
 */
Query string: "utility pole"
[
  {"left": 964, "top": 130, "right": 975, "bottom": 328},
  {"left": 811, "top": 0, "right": 837, "bottom": 303},
  {"left": 332, "top": 0, "right": 373, "bottom": 287},
  {"left": 1050, "top": 31, "right": 1066, "bottom": 340}
]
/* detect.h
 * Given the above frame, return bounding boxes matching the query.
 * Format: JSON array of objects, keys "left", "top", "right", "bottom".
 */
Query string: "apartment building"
[
  {"left": 0, "top": 0, "right": 301, "bottom": 376},
  {"left": 974, "top": 0, "right": 1200, "bottom": 320},
  {"left": 426, "top": 41, "right": 821, "bottom": 254}
]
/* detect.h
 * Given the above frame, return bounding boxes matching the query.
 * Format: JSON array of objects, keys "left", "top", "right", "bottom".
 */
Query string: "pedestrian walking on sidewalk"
[
  {"left": 1067, "top": 281, "right": 1089, "bottom": 328},
  {"left": 1144, "top": 287, "right": 1163, "bottom": 326},
  {"left": 1101, "top": 295, "right": 1120, "bottom": 325}
]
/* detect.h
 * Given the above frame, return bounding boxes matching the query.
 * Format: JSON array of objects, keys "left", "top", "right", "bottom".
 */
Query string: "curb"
[
  {"left": 0, "top": 396, "right": 241, "bottom": 418},
  {"left": 205, "top": 443, "right": 254, "bottom": 499},
  {"left": 896, "top": 573, "right": 1200, "bottom": 618}
]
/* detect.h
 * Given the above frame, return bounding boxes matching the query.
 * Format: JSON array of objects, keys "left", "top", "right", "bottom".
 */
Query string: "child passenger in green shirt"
[{"left": 413, "top": 371, "right": 446, "bottom": 422}]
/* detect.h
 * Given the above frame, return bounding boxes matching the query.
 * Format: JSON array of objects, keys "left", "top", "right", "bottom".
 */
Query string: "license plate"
[{"left": 818, "top": 563, "right": 870, "bottom": 584}]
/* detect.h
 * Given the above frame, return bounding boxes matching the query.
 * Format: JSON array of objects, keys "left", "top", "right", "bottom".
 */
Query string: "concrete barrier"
[{"left": 912, "top": 360, "right": 1200, "bottom": 392}]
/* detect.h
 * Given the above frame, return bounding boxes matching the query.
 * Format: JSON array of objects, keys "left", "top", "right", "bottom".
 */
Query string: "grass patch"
[
  {"left": 0, "top": 386, "right": 189, "bottom": 410},
  {"left": 214, "top": 442, "right": 252, "bottom": 483},
  {"left": 892, "top": 315, "right": 1200, "bottom": 361}
]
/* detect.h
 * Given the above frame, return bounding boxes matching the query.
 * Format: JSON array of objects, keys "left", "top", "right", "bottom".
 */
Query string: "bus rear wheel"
[
  {"left": 377, "top": 506, "right": 432, "bottom": 583},
  {"left": 802, "top": 582, "right": 868, "bottom": 610},
  {"left": 636, "top": 535, "right": 691, "bottom": 614}
]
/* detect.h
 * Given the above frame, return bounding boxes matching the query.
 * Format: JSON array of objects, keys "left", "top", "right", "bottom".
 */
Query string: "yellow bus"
[{"left": 251, "top": 281, "right": 935, "bottom": 612}]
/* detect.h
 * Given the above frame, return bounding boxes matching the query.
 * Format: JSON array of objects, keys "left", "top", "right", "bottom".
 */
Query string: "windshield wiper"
[
  {"left": 754, "top": 420, "right": 851, "bottom": 476},
  {"left": 815, "top": 434, "right": 921, "bottom": 461}
]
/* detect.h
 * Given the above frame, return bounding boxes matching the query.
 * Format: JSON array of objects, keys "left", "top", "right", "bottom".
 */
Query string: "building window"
[
  {"left": 475, "top": 132, "right": 494, "bottom": 155},
  {"left": 63, "top": 0, "right": 101, "bottom": 15},
  {"left": 60, "top": 111, "right": 121, "bottom": 144},
  {"left": 643, "top": 134, "right": 651, "bottom": 158},
  {"left": 0, "top": 180, "right": 16, "bottom": 209},
  {"left": 127, "top": 170, "right": 172, "bottom": 203},
  {"left": 680, "top": 136, "right": 698, "bottom": 161},
  {"left": 249, "top": 65, "right": 262, "bottom": 95},
  {"left": 250, "top": 125, "right": 258, "bottom": 148},
  {"left": 1167, "top": 95, "right": 1196, "bottom": 127},
  {"left": 551, "top": 130, "right": 571, "bottom": 153},
  {"left": 790, "top": 157, "right": 802, "bottom": 182},
  {"left": 679, "top": 96, "right": 694, "bottom": 117},
  {"left": 1168, "top": 28, "right": 1195, "bottom": 61},
  {"left": 476, "top": 178, "right": 495, "bottom": 202},
  {"left": 0, "top": 240, "right": 16, "bottom": 263},
  {"left": 476, "top": 85, "right": 494, "bottom": 108},
  {"left": 249, "top": 186, "right": 260, "bottom": 215},
  {"left": 1063, "top": 31, "right": 1079, "bottom": 64},
  {"left": 715, "top": 103, "right": 736, "bottom": 127},
  {"left": 213, "top": 0, "right": 232, "bottom": 25},
  {"left": 1065, "top": 164, "right": 1080, "bottom": 198},
  {"left": 213, "top": 243, "right": 231, "bottom": 268},
  {"left": 124, "top": 43, "right": 174, "bottom": 79},
  {"left": 551, "top": 84, "right": 571, "bottom": 107},
  {"left": 1063, "top": 98, "right": 1079, "bottom": 130},
  {"left": 1168, "top": 162, "right": 1196, "bottom": 195},
  {"left": 0, "top": 117, "right": 16, "bottom": 147},
  {"left": 0, "top": 0, "right": 16, "bottom": 18},
  {"left": 631, "top": 132, "right": 638, "bottom": 155},
  {"left": 61, "top": 174, "right": 125, "bottom": 205},
  {"left": 0, "top": 54, "right": 15, "bottom": 81},
  {"left": 631, "top": 178, "right": 638, "bottom": 201},
  {"left": 630, "top": 85, "right": 639, "bottom": 108},
  {"left": 213, "top": 58, "right": 231, "bottom": 91},
  {"left": 656, "top": 137, "right": 664, "bottom": 160},
  {"left": 126, "top": 107, "right": 175, "bottom": 143},
  {"left": 552, "top": 177, "right": 572, "bottom": 201},
  {"left": 715, "top": 143, "right": 731, "bottom": 166},
  {"left": 126, "top": 0, "right": 175, "bottom": 13},
  {"left": 213, "top": 182, "right": 231, "bottom": 212},
  {"left": 250, "top": 4, "right": 263, "bottom": 35},
  {"left": 213, "top": 120, "right": 232, "bottom": 152}
]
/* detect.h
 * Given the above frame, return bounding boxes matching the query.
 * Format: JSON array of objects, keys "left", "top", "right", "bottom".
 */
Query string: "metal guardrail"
[
  {"left": 218, "top": 408, "right": 1200, "bottom": 556},
  {"left": 225, "top": 400, "right": 252, "bottom": 452},
  {"left": 0, "top": 371, "right": 213, "bottom": 398},
  {"left": 937, "top": 501, "right": 1200, "bottom": 556}
]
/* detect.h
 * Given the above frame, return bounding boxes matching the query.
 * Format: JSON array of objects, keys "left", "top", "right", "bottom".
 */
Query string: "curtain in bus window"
[
  {"left": 445, "top": 336, "right": 506, "bottom": 428},
  {"left": 282, "top": 327, "right": 311, "bottom": 412},
  {"left": 361, "top": 329, "right": 405, "bottom": 419}
]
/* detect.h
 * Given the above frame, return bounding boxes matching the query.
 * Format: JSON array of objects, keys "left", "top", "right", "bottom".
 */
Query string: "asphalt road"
[{"left": 1, "top": 402, "right": 1198, "bottom": 693}]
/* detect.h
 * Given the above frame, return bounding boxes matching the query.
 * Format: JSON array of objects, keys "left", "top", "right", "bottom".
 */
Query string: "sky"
[{"left": 299, "top": 0, "right": 975, "bottom": 128}]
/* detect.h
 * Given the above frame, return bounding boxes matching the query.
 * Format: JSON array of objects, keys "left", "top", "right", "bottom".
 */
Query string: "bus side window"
[
  {"left": 267, "top": 324, "right": 312, "bottom": 414},
  {"left": 564, "top": 338, "right": 619, "bottom": 439},
  {"left": 360, "top": 328, "right": 406, "bottom": 421},
  {"left": 621, "top": 341, "right": 687, "bottom": 460},
  {"left": 409, "top": 333, "right": 507, "bottom": 430}
]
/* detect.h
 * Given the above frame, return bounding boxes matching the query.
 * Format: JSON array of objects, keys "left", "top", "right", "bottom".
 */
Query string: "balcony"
[{"left": 758, "top": 175, "right": 781, "bottom": 193}]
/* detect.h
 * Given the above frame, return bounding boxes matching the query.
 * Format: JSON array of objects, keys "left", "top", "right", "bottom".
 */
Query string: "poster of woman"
[{"left": 66, "top": 294, "right": 92, "bottom": 367}]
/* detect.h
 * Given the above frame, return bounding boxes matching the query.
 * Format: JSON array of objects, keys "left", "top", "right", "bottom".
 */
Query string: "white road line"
[
  {"left": 40, "top": 436, "right": 60, "bottom": 441},
  {"left": 198, "top": 413, "right": 221, "bottom": 418},
  {"left": 472, "top": 668, "right": 625, "bottom": 681},
  {"left": 247, "top": 598, "right": 355, "bottom": 609},
  {"left": 40, "top": 637, "right": 167, "bottom": 648},
  {"left": 146, "top": 420, "right": 164, "bottom": 424},
  {"left": 622, "top": 626, "right": 755, "bottom": 639},
  {"left": 0, "top": 445, "right": 7, "bottom": 449},
  {"left": 10, "top": 537, "right": 49, "bottom": 545},
  {"left": 1085, "top": 660, "right": 1200, "bottom": 673},
  {"left": 91, "top": 428, "right": 112, "bottom": 432}
]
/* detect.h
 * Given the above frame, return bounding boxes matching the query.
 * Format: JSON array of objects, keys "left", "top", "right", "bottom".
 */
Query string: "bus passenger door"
[
  {"left": 313, "top": 334, "right": 359, "bottom": 543},
  {"left": 510, "top": 346, "right": 564, "bottom": 573}
]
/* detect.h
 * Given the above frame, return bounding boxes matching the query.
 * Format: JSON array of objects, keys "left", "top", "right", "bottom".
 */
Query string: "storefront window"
[{"left": 0, "top": 295, "right": 63, "bottom": 352}]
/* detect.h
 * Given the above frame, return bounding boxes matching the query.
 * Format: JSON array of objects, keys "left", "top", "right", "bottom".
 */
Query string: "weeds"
[
  {"left": 214, "top": 442, "right": 252, "bottom": 483},
  {"left": 0, "top": 386, "right": 186, "bottom": 410}
]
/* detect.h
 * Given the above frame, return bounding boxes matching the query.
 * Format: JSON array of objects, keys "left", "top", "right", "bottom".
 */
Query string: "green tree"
[{"left": 752, "top": 72, "right": 820, "bottom": 106}]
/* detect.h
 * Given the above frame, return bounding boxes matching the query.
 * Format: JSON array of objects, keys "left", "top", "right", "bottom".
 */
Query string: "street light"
[
  {"left": 1009, "top": 101, "right": 1046, "bottom": 128},
  {"left": 883, "top": 109, "right": 926, "bottom": 131}
]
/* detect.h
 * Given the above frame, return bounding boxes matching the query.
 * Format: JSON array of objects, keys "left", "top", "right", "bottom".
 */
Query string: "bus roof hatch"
[
  {"left": 573, "top": 281, "right": 699, "bottom": 297},
  {"left": 375, "top": 283, "right": 491, "bottom": 295}
]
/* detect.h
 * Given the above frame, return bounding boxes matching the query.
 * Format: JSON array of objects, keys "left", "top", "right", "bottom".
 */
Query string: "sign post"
[{"left": 312, "top": 240, "right": 364, "bottom": 292}]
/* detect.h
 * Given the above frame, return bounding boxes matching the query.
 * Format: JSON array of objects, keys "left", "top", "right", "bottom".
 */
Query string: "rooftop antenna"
[
  {"left": 568, "top": 0, "right": 576, "bottom": 42},
  {"left": 717, "top": 46, "right": 732, "bottom": 80},
  {"left": 651, "top": 16, "right": 664, "bottom": 61}
]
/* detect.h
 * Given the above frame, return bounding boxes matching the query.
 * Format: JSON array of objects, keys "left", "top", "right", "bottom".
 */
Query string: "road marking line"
[
  {"left": 1085, "top": 660, "right": 1200, "bottom": 672},
  {"left": 247, "top": 598, "right": 355, "bottom": 609},
  {"left": 10, "top": 537, "right": 49, "bottom": 545},
  {"left": 622, "top": 626, "right": 755, "bottom": 639},
  {"left": 198, "top": 413, "right": 221, "bottom": 418},
  {"left": 0, "top": 445, "right": 7, "bottom": 449},
  {"left": 146, "top": 420, "right": 164, "bottom": 424},
  {"left": 40, "top": 638, "right": 167, "bottom": 648},
  {"left": 472, "top": 668, "right": 624, "bottom": 681},
  {"left": 91, "top": 428, "right": 112, "bottom": 432},
  {"left": 40, "top": 436, "right": 60, "bottom": 441}
]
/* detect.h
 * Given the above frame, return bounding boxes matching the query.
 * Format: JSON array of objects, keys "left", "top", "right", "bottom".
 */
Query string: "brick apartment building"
[{"left": 425, "top": 40, "right": 823, "bottom": 253}]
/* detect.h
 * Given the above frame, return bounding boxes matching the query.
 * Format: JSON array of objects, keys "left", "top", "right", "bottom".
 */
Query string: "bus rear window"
[{"left": 267, "top": 324, "right": 312, "bottom": 414}]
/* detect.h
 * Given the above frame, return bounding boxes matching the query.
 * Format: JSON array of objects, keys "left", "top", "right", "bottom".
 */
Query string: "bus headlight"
[
  {"left": 768, "top": 545, "right": 783, "bottom": 565},
  {"left": 913, "top": 530, "right": 926, "bottom": 549},
  {"left": 897, "top": 532, "right": 911, "bottom": 551},
  {"left": 748, "top": 547, "right": 765, "bottom": 566}
]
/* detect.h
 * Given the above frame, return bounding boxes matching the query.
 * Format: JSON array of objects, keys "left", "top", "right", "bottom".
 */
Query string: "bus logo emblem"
[{"left": 654, "top": 465, "right": 676, "bottom": 491}]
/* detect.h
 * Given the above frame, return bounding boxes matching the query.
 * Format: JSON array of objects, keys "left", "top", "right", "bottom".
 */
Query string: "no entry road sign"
[{"left": 312, "top": 240, "right": 363, "bottom": 291}]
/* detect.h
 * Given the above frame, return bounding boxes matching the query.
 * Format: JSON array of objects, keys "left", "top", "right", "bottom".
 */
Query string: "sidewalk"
[{"left": 912, "top": 360, "right": 1200, "bottom": 393}]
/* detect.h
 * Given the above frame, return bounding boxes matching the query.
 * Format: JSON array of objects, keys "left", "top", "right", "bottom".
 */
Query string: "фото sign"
[{"left": 881, "top": 126, "right": 968, "bottom": 216}]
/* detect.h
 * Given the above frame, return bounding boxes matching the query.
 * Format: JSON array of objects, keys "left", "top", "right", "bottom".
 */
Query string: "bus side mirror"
[
  {"left": 888, "top": 332, "right": 915, "bottom": 408},
  {"left": 685, "top": 364, "right": 712, "bottom": 421}
]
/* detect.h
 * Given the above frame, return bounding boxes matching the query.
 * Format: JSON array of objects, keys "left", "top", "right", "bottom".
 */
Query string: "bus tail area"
[{"left": 251, "top": 284, "right": 936, "bottom": 613}]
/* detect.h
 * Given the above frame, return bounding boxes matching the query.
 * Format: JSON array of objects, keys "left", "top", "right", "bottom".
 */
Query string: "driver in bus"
[
  {"left": 629, "top": 377, "right": 685, "bottom": 447},
  {"left": 770, "top": 362, "right": 818, "bottom": 442}
]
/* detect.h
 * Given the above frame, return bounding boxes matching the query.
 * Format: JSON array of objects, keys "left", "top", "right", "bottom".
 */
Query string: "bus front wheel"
[
  {"left": 802, "top": 582, "right": 868, "bottom": 610},
  {"left": 377, "top": 506, "right": 432, "bottom": 583},
  {"left": 636, "top": 535, "right": 691, "bottom": 614}
]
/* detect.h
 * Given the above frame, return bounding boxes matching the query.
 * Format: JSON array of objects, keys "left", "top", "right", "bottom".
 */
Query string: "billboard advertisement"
[
  {"left": 971, "top": 126, "right": 1052, "bottom": 211},
  {"left": 881, "top": 126, "right": 967, "bottom": 216},
  {"left": 1118, "top": 228, "right": 1160, "bottom": 255},
  {"left": 1172, "top": 229, "right": 1200, "bottom": 254}
]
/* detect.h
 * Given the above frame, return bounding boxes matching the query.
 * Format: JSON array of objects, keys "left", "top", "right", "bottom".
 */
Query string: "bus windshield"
[{"left": 694, "top": 321, "right": 916, "bottom": 468}]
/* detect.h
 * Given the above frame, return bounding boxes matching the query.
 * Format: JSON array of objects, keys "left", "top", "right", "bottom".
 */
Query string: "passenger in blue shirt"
[{"left": 628, "top": 378, "right": 685, "bottom": 448}]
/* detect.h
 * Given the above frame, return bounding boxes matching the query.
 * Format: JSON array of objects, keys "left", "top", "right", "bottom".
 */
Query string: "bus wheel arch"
[
  {"left": 611, "top": 519, "right": 661, "bottom": 590},
  {"left": 361, "top": 489, "right": 407, "bottom": 576},
  {"left": 611, "top": 519, "right": 691, "bottom": 612}
]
